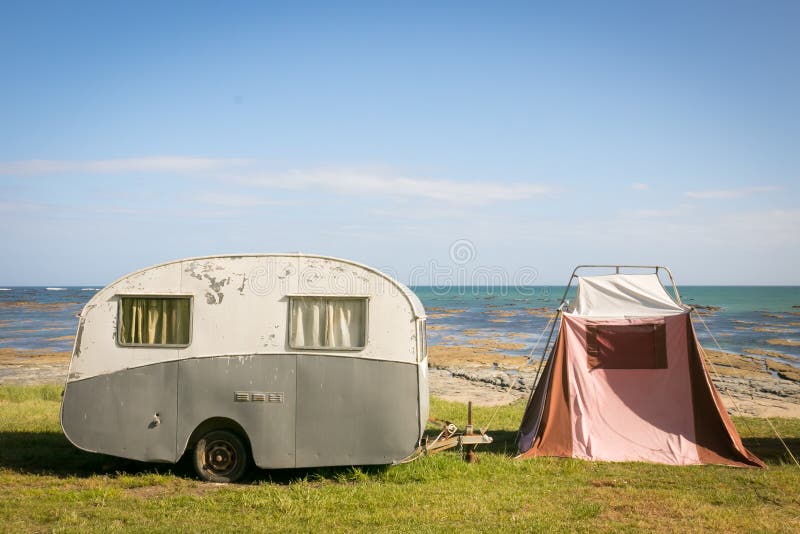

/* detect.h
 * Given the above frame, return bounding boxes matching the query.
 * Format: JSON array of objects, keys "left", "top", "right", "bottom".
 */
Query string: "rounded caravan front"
[{"left": 61, "top": 254, "right": 428, "bottom": 481}]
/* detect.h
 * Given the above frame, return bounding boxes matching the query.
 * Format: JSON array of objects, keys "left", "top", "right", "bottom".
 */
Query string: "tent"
[{"left": 517, "top": 268, "right": 764, "bottom": 467}]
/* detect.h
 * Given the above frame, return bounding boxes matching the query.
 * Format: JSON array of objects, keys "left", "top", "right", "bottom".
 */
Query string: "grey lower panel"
[
  {"left": 295, "top": 355, "right": 420, "bottom": 467},
  {"left": 177, "top": 355, "right": 297, "bottom": 468},
  {"left": 418, "top": 361, "right": 430, "bottom": 436},
  {"left": 61, "top": 362, "right": 179, "bottom": 462},
  {"left": 61, "top": 355, "right": 422, "bottom": 469}
]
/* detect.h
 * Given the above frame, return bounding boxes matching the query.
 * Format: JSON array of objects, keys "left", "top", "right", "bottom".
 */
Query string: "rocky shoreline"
[
  {"left": 1, "top": 344, "right": 799, "bottom": 418},
  {"left": 0, "top": 348, "right": 71, "bottom": 384},
  {"left": 428, "top": 345, "right": 800, "bottom": 418}
]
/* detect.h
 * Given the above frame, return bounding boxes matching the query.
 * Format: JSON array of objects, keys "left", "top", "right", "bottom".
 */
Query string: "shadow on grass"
[
  {"left": 743, "top": 436, "right": 800, "bottom": 465},
  {"left": 0, "top": 430, "right": 390, "bottom": 484},
  {"left": 477, "top": 432, "right": 800, "bottom": 465},
  {"left": 2, "top": 431, "right": 798, "bottom": 483},
  {"left": 0, "top": 431, "right": 196, "bottom": 479},
  {"left": 473, "top": 430, "right": 519, "bottom": 455}
]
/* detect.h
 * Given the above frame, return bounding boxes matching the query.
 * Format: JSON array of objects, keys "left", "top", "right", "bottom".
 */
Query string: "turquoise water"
[
  {"left": 0, "top": 285, "right": 798, "bottom": 365},
  {"left": 412, "top": 285, "right": 800, "bottom": 364},
  {"left": 0, "top": 287, "right": 94, "bottom": 353},
  {"left": 677, "top": 286, "right": 800, "bottom": 314}
]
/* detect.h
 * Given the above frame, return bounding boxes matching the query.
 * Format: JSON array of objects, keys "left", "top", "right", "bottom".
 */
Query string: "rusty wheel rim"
[{"left": 205, "top": 439, "right": 237, "bottom": 475}]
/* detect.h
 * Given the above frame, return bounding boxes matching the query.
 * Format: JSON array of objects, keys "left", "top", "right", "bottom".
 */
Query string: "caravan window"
[
  {"left": 289, "top": 297, "right": 367, "bottom": 350},
  {"left": 118, "top": 296, "right": 191, "bottom": 347}
]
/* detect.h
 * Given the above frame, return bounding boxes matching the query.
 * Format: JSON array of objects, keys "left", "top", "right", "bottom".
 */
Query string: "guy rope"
[{"left": 692, "top": 309, "right": 800, "bottom": 469}]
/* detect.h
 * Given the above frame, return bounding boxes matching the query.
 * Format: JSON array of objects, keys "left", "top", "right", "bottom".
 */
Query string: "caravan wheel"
[{"left": 193, "top": 430, "right": 249, "bottom": 483}]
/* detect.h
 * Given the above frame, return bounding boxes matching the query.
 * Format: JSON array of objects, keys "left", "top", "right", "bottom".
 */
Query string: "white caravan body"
[{"left": 61, "top": 254, "right": 428, "bottom": 469}]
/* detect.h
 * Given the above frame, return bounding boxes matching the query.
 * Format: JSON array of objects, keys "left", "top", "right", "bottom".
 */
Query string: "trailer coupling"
[{"left": 422, "top": 401, "right": 492, "bottom": 461}]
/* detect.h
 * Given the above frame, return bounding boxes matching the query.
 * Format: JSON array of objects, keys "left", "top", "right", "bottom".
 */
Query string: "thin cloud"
[
  {"left": 193, "top": 192, "right": 289, "bottom": 208},
  {"left": 0, "top": 201, "right": 49, "bottom": 213},
  {"left": 631, "top": 182, "right": 649, "bottom": 191},
  {"left": 0, "top": 157, "right": 251, "bottom": 176},
  {"left": 685, "top": 185, "right": 780, "bottom": 199},
  {"left": 229, "top": 167, "right": 554, "bottom": 205},
  {"left": 624, "top": 208, "right": 684, "bottom": 218},
  {"left": 0, "top": 157, "right": 555, "bottom": 206}
]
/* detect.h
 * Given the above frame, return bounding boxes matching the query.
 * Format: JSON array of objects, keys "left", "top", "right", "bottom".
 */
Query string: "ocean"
[{"left": 1, "top": 285, "right": 798, "bottom": 367}]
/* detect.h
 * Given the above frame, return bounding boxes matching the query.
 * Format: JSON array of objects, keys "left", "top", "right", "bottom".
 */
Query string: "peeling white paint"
[{"left": 67, "top": 254, "right": 426, "bottom": 381}]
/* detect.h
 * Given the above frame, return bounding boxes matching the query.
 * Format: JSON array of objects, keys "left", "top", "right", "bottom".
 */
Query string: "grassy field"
[{"left": 1, "top": 385, "right": 799, "bottom": 532}]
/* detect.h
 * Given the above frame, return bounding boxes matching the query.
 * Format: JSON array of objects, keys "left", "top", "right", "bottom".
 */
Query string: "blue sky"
[{"left": 1, "top": 1, "right": 798, "bottom": 285}]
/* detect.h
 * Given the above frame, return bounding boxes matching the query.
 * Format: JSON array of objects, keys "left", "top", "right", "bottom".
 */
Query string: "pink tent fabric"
[{"left": 517, "top": 311, "right": 763, "bottom": 467}]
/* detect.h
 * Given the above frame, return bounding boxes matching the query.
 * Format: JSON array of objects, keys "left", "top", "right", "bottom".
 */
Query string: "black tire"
[{"left": 193, "top": 430, "right": 249, "bottom": 483}]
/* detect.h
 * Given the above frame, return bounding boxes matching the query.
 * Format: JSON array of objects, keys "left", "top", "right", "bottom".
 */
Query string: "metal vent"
[{"left": 234, "top": 391, "right": 284, "bottom": 403}]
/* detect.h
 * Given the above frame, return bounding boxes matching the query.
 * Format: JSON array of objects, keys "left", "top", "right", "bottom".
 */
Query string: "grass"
[{"left": 0, "top": 386, "right": 799, "bottom": 532}]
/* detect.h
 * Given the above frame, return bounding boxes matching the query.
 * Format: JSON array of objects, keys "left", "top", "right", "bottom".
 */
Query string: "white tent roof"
[{"left": 568, "top": 273, "right": 687, "bottom": 317}]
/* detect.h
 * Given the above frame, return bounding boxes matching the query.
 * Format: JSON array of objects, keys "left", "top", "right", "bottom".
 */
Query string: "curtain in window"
[
  {"left": 120, "top": 297, "right": 190, "bottom": 345},
  {"left": 290, "top": 298, "right": 326, "bottom": 348},
  {"left": 327, "top": 299, "right": 366, "bottom": 348},
  {"left": 290, "top": 298, "right": 366, "bottom": 349}
]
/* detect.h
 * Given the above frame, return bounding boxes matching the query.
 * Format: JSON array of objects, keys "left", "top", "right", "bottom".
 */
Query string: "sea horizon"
[
  {"left": 2, "top": 284, "right": 800, "bottom": 288},
  {"left": 1, "top": 286, "right": 798, "bottom": 367}
]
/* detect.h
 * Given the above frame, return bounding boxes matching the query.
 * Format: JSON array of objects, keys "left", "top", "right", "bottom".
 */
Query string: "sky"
[{"left": 0, "top": 1, "right": 798, "bottom": 285}]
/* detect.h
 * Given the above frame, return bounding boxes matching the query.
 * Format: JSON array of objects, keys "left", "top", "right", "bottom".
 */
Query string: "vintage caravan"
[{"left": 61, "top": 254, "right": 429, "bottom": 482}]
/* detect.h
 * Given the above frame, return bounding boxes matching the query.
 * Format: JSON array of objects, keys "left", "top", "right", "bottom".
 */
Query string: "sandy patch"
[
  {"left": 700, "top": 349, "right": 767, "bottom": 378},
  {"left": 711, "top": 374, "right": 800, "bottom": 418},
  {"left": 0, "top": 348, "right": 71, "bottom": 384},
  {"left": 45, "top": 335, "right": 75, "bottom": 342},
  {"left": 524, "top": 308, "right": 557, "bottom": 318},
  {"left": 428, "top": 368, "right": 527, "bottom": 406},
  {"left": 753, "top": 326, "right": 795, "bottom": 333},
  {"left": 429, "top": 345, "right": 527, "bottom": 369},
  {"left": 506, "top": 332, "right": 530, "bottom": 339},
  {"left": 0, "top": 348, "right": 71, "bottom": 364},
  {"left": 488, "top": 310, "right": 517, "bottom": 318},
  {"left": 767, "top": 338, "right": 800, "bottom": 347},
  {"left": 3, "top": 327, "right": 71, "bottom": 334},
  {"left": 0, "top": 301, "right": 80, "bottom": 311},
  {"left": 457, "top": 329, "right": 531, "bottom": 341},
  {"left": 691, "top": 305, "right": 721, "bottom": 316},
  {"left": 766, "top": 360, "right": 800, "bottom": 382},
  {"left": 466, "top": 339, "right": 527, "bottom": 352},
  {"left": 428, "top": 343, "right": 800, "bottom": 416},
  {"left": 744, "top": 348, "right": 799, "bottom": 361}
]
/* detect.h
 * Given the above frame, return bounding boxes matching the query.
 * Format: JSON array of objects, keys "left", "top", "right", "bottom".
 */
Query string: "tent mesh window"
[
  {"left": 586, "top": 322, "right": 667, "bottom": 369},
  {"left": 118, "top": 297, "right": 191, "bottom": 346}
]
